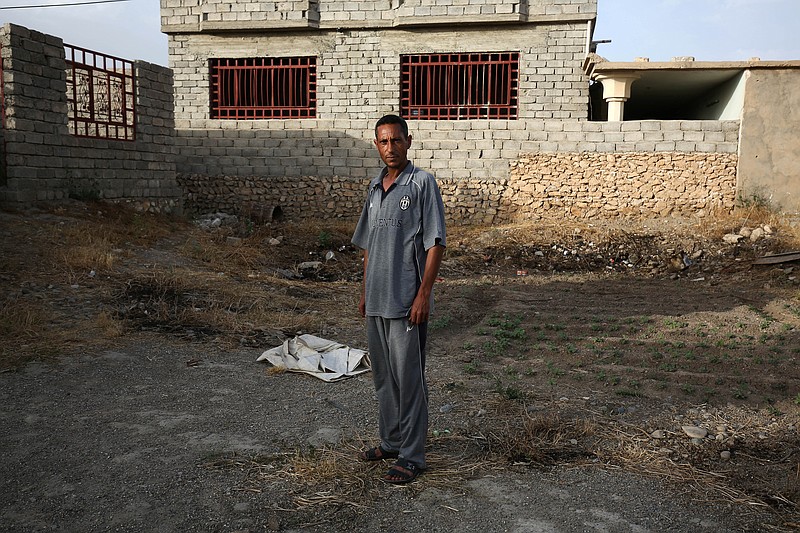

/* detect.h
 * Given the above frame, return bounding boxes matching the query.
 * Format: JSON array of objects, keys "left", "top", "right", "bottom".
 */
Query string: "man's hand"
[
  {"left": 359, "top": 249, "right": 368, "bottom": 318},
  {"left": 408, "top": 244, "right": 444, "bottom": 324},
  {"left": 359, "top": 294, "right": 367, "bottom": 318},
  {"left": 409, "top": 291, "right": 431, "bottom": 324}
]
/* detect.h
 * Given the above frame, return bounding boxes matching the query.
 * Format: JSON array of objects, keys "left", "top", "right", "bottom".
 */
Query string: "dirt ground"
[{"left": 1, "top": 200, "right": 799, "bottom": 532}]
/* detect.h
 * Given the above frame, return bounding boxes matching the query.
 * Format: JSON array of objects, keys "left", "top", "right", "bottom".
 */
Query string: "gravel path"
[{"left": 0, "top": 335, "right": 776, "bottom": 532}]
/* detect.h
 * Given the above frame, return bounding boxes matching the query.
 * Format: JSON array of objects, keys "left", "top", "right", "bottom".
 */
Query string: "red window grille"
[
  {"left": 401, "top": 52, "right": 519, "bottom": 120},
  {"left": 65, "top": 44, "right": 136, "bottom": 140},
  {"left": 210, "top": 57, "right": 317, "bottom": 119}
]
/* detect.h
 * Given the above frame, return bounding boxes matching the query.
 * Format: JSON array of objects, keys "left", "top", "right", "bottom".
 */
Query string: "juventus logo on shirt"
[{"left": 399, "top": 195, "right": 411, "bottom": 211}]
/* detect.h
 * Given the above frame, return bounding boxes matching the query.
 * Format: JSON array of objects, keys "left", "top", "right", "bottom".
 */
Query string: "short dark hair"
[{"left": 375, "top": 114, "right": 409, "bottom": 139}]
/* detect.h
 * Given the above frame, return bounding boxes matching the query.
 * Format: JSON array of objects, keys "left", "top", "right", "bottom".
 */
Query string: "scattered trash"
[
  {"left": 752, "top": 251, "right": 800, "bottom": 265},
  {"left": 723, "top": 233, "right": 744, "bottom": 244},
  {"left": 439, "top": 403, "right": 455, "bottom": 413},
  {"left": 273, "top": 268, "right": 300, "bottom": 280},
  {"left": 194, "top": 212, "right": 239, "bottom": 229},
  {"left": 257, "top": 334, "right": 370, "bottom": 382}
]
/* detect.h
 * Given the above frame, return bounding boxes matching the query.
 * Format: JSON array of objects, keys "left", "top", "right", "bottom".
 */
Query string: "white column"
[{"left": 595, "top": 74, "right": 640, "bottom": 121}]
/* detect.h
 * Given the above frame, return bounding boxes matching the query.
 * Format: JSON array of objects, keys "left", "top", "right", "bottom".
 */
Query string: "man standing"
[{"left": 352, "top": 114, "right": 446, "bottom": 484}]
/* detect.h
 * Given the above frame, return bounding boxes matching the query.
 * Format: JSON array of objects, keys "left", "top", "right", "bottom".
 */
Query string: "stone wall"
[
  {"left": 177, "top": 173, "right": 365, "bottom": 221},
  {"left": 0, "top": 23, "right": 180, "bottom": 211},
  {"left": 501, "top": 152, "right": 737, "bottom": 221},
  {"left": 178, "top": 149, "right": 737, "bottom": 225}
]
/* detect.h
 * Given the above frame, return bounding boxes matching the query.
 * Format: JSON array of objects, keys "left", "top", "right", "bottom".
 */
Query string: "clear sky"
[{"left": 1, "top": 0, "right": 799, "bottom": 66}]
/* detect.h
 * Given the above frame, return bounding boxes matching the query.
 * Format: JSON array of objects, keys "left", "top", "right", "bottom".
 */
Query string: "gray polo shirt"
[{"left": 352, "top": 161, "right": 447, "bottom": 319}]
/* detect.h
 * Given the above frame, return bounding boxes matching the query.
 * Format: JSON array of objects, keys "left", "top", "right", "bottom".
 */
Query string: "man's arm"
[
  {"left": 359, "top": 249, "right": 369, "bottom": 318},
  {"left": 409, "top": 243, "right": 444, "bottom": 324}
]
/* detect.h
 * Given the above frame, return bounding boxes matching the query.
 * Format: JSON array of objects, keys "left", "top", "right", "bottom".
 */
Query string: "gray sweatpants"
[{"left": 366, "top": 316, "right": 429, "bottom": 469}]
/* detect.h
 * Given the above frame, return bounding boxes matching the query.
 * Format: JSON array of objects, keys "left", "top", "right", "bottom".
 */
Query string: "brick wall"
[{"left": 0, "top": 23, "right": 180, "bottom": 211}]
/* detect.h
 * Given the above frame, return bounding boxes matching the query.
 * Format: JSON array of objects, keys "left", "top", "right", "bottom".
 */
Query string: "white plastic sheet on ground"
[{"left": 256, "top": 334, "right": 371, "bottom": 382}]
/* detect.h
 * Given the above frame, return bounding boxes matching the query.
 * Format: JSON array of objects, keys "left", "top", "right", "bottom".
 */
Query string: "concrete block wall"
[
  {"left": 170, "top": 23, "right": 591, "bottom": 124},
  {"left": 0, "top": 23, "right": 181, "bottom": 211},
  {"left": 528, "top": 0, "right": 595, "bottom": 16},
  {"left": 160, "top": 0, "right": 596, "bottom": 30},
  {"left": 167, "top": 0, "right": 598, "bottom": 216},
  {"left": 175, "top": 119, "right": 739, "bottom": 180},
  {"left": 176, "top": 0, "right": 319, "bottom": 26},
  {"left": 0, "top": 24, "right": 67, "bottom": 201},
  {"left": 177, "top": 119, "right": 740, "bottom": 223},
  {"left": 393, "top": 0, "right": 529, "bottom": 19}
]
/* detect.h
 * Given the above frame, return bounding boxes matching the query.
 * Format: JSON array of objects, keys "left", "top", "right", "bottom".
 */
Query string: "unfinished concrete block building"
[{"left": 158, "top": 0, "right": 796, "bottom": 223}]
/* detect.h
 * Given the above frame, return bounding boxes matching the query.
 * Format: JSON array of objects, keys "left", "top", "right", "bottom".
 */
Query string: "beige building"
[
  {"left": 586, "top": 56, "right": 800, "bottom": 214},
  {"left": 2, "top": 3, "right": 795, "bottom": 217}
]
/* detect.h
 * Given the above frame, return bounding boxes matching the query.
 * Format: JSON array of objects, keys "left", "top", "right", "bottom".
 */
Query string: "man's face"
[{"left": 374, "top": 123, "right": 412, "bottom": 170}]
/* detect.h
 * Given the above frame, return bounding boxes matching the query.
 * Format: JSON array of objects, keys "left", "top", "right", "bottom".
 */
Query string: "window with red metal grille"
[
  {"left": 65, "top": 44, "right": 136, "bottom": 140},
  {"left": 401, "top": 52, "right": 519, "bottom": 120},
  {"left": 210, "top": 57, "right": 317, "bottom": 119}
]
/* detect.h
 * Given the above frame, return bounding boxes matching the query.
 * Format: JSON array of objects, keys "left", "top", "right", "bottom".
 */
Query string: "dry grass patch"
[
  {"left": 0, "top": 297, "right": 118, "bottom": 369},
  {"left": 202, "top": 402, "right": 795, "bottom": 529},
  {"left": 202, "top": 435, "right": 497, "bottom": 513},
  {"left": 0, "top": 299, "right": 53, "bottom": 369},
  {"left": 113, "top": 267, "right": 359, "bottom": 342},
  {"left": 479, "top": 401, "right": 798, "bottom": 527}
]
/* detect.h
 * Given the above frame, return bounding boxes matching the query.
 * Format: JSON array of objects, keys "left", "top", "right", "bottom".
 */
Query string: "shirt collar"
[{"left": 370, "top": 161, "right": 414, "bottom": 191}]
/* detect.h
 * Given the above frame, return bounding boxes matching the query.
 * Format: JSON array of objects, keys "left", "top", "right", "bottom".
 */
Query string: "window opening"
[
  {"left": 400, "top": 52, "right": 519, "bottom": 120},
  {"left": 210, "top": 57, "right": 317, "bottom": 119}
]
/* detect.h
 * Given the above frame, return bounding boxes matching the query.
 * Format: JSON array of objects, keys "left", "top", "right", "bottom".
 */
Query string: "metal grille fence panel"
[
  {"left": 65, "top": 44, "right": 136, "bottom": 140},
  {"left": 401, "top": 52, "right": 519, "bottom": 120},
  {"left": 210, "top": 57, "right": 317, "bottom": 119}
]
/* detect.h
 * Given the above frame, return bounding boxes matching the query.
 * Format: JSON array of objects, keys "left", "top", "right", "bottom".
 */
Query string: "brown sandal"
[
  {"left": 383, "top": 458, "right": 421, "bottom": 484},
  {"left": 358, "top": 446, "right": 399, "bottom": 462}
]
